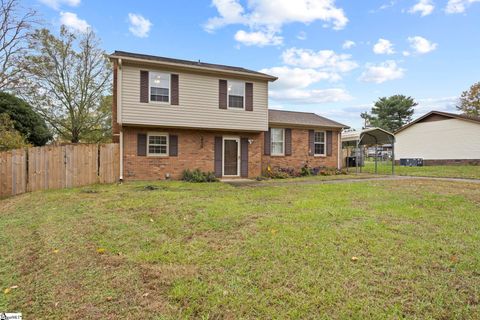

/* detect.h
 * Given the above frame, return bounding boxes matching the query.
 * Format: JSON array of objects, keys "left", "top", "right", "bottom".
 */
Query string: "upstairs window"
[
  {"left": 150, "top": 72, "right": 170, "bottom": 103},
  {"left": 314, "top": 131, "right": 325, "bottom": 156},
  {"left": 271, "top": 128, "right": 285, "bottom": 156},
  {"left": 147, "top": 133, "right": 168, "bottom": 156},
  {"left": 228, "top": 81, "right": 244, "bottom": 109}
]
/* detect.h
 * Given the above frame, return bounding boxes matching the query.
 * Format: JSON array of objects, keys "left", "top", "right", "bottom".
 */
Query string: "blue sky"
[{"left": 25, "top": 0, "right": 480, "bottom": 128}]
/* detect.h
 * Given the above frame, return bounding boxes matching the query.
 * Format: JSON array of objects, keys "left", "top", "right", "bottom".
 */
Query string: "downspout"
[
  {"left": 119, "top": 130, "right": 124, "bottom": 181},
  {"left": 337, "top": 131, "right": 341, "bottom": 169},
  {"left": 118, "top": 58, "right": 124, "bottom": 181}
]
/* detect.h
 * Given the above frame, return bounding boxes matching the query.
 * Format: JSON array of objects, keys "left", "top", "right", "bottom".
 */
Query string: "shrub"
[
  {"left": 300, "top": 164, "right": 313, "bottom": 176},
  {"left": 182, "top": 169, "right": 218, "bottom": 182},
  {"left": 264, "top": 166, "right": 297, "bottom": 179}
]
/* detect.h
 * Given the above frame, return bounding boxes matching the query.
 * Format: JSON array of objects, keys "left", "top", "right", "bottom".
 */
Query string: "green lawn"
[
  {"left": 360, "top": 161, "right": 480, "bottom": 179},
  {"left": 1, "top": 179, "right": 480, "bottom": 319}
]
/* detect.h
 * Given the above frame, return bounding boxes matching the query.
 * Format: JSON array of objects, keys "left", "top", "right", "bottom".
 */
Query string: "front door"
[{"left": 223, "top": 137, "right": 240, "bottom": 176}]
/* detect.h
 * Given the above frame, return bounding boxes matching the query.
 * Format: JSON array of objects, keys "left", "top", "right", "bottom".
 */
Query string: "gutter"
[
  {"left": 119, "top": 129, "right": 123, "bottom": 181},
  {"left": 108, "top": 54, "right": 278, "bottom": 82}
]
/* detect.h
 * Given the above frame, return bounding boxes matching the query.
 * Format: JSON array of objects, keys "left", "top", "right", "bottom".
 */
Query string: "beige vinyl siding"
[
  {"left": 121, "top": 64, "right": 269, "bottom": 131},
  {"left": 395, "top": 118, "right": 480, "bottom": 160}
]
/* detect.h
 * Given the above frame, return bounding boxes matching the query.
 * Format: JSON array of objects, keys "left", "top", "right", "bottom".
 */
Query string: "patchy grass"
[
  {"left": 258, "top": 172, "right": 382, "bottom": 184},
  {"left": 361, "top": 161, "right": 480, "bottom": 179},
  {"left": 1, "top": 179, "right": 480, "bottom": 319}
]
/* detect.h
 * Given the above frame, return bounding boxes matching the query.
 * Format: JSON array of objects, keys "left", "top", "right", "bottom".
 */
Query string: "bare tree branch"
[
  {"left": 0, "top": 0, "right": 37, "bottom": 90},
  {"left": 22, "top": 27, "right": 112, "bottom": 143}
]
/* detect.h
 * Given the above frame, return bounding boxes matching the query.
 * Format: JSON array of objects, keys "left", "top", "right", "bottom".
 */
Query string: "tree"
[
  {"left": 457, "top": 82, "right": 480, "bottom": 116},
  {"left": 81, "top": 95, "right": 112, "bottom": 143},
  {"left": 0, "top": 92, "right": 52, "bottom": 145},
  {"left": 360, "top": 111, "right": 371, "bottom": 129},
  {"left": 23, "top": 27, "right": 112, "bottom": 143},
  {"left": 0, "top": 113, "right": 28, "bottom": 150},
  {"left": 363, "top": 95, "right": 416, "bottom": 132},
  {"left": 0, "top": 0, "right": 36, "bottom": 90}
]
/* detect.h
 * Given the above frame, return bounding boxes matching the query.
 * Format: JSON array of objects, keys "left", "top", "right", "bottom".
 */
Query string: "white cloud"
[
  {"left": 415, "top": 96, "right": 458, "bottom": 114},
  {"left": 261, "top": 46, "right": 356, "bottom": 104},
  {"left": 128, "top": 14, "right": 152, "bottom": 38},
  {"left": 402, "top": 50, "right": 411, "bottom": 56},
  {"left": 373, "top": 38, "right": 395, "bottom": 55},
  {"left": 359, "top": 60, "right": 405, "bottom": 83},
  {"left": 39, "top": 0, "right": 80, "bottom": 10},
  {"left": 234, "top": 30, "right": 282, "bottom": 46},
  {"left": 297, "top": 31, "right": 307, "bottom": 40},
  {"left": 342, "top": 40, "right": 356, "bottom": 49},
  {"left": 445, "top": 0, "right": 480, "bottom": 13},
  {"left": 59, "top": 11, "right": 89, "bottom": 32},
  {"left": 409, "top": 0, "right": 435, "bottom": 16},
  {"left": 269, "top": 88, "right": 352, "bottom": 104},
  {"left": 407, "top": 36, "right": 437, "bottom": 54},
  {"left": 281, "top": 48, "right": 358, "bottom": 72},
  {"left": 205, "top": 0, "right": 348, "bottom": 46},
  {"left": 260, "top": 66, "right": 339, "bottom": 89},
  {"left": 370, "top": 1, "right": 397, "bottom": 13}
]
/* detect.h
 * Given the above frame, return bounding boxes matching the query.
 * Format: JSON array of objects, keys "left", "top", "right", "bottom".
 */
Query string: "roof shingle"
[
  {"left": 395, "top": 110, "right": 480, "bottom": 133},
  {"left": 268, "top": 109, "right": 348, "bottom": 128},
  {"left": 110, "top": 51, "right": 277, "bottom": 81}
]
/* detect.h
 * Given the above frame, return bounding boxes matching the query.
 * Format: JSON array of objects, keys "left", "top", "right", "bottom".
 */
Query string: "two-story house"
[{"left": 109, "top": 51, "right": 347, "bottom": 180}]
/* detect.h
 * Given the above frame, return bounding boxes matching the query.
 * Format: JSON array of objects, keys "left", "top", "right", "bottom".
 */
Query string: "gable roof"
[
  {"left": 268, "top": 109, "right": 348, "bottom": 129},
  {"left": 395, "top": 110, "right": 480, "bottom": 134},
  {"left": 109, "top": 51, "right": 277, "bottom": 81},
  {"left": 342, "top": 127, "right": 394, "bottom": 146}
]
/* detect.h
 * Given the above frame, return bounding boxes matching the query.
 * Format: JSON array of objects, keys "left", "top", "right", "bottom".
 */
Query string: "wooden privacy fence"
[{"left": 0, "top": 143, "right": 119, "bottom": 197}]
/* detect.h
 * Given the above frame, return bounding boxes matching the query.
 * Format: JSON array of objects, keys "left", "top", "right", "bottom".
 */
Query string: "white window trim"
[
  {"left": 314, "top": 130, "right": 326, "bottom": 156},
  {"left": 149, "top": 71, "right": 171, "bottom": 105},
  {"left": 222, "top": 136, "right": 240, "bottom": 177},
  {"left": 271, "top": 128, "right": 285, "bottom": 156},
  {"left": 227, "top": 80, "right": 245, "bottom": 110},
  {"left": 147, "top": 132, "right": 169, "bottom": 157}
]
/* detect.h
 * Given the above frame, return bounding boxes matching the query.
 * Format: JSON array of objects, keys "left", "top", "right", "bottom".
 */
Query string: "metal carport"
[{"left": 341, "top": 127, "right": 396, "bottom": 174}]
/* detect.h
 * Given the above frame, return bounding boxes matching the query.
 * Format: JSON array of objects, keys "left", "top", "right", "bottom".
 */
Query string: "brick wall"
[
  {"left": 395, "top": 159, "right": 480, "bottom": 166},
  {"left": 123, "top": 126, "right": 262, "bottom": 180},
  {"left": 122, "top": 126, "right": 341, "bottom": 180},
  {"left": 262, "top": 128, "right": 340, "bottom": 171}
]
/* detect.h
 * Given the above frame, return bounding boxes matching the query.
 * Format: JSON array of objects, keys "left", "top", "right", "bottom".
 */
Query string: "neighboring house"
[
  {"left": 109, "top": 51, "right": 347, "bottom": 180},
  {"left": 395, "top": 111, "right": 480, "bottom": 165}
]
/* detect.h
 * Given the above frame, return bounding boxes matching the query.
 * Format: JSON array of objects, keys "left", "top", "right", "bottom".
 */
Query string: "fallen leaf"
[
  {"left": 96, "top": 248, "right": 106, "bottom": 254},
  {"left": 10, "top": 285, "right": 18, "bottom": 289},
  {"left": 351, "top": 256, "right": 358, "bottom": 262},
  {"left": 4, "top": 288, "right": 11, "bottom": 294},
  {"left": 271, "top": 229, "right": 277, "bottom": 235},
  {"left": 106, "top": 296, "right": 113, "bottom": 301},
  {"left": 54, "top": 302, "right": 59, "bottom": 307},
  {"left": 149, "top": 218, "right": 154, "bottom": 222},
  {"left": 53, "top": 249, "right": 59, "bottom": 254},
  {"left": 142, "top": 292, "right": 149, "bottom": 297}
]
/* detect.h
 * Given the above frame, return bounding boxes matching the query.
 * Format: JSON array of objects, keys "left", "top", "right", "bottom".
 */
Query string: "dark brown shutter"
[
  {"left": 264, "top": 128, "right": 271, "bottom": 155},
  {"left": 240, "top": 138, "right": 248, "bottom": 177},
  {"left": 326, "top": 130, "right": 333, "bottom": 156},
  {"left": 171, "top": 74, "right": 179, "bottom": 105},
  {"left": 214, "top": 136, "right": 223, "bottom": 177},
  {"left": 140, "top": 71, "right": 149, "bottom": 103},
  {"left": 308, "top": 130, "right": 314, "bottom": 156},
  {"left": 285, "top": 128, "right": 292, "bottom": 156},
  {"left": 219, "top": 80, "right": 227, "bottom": 109},
  {"left": 169, "top": 135, "right": 178, "bottom": 156},
  {"left": 245, "top": 82, "right": 253, "bottom": 111},
  {"left": 137, "top": 133, "right": 147, "bottom": 156}
]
